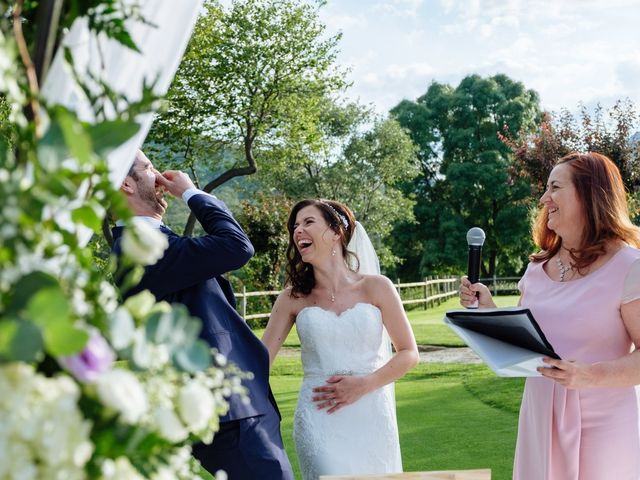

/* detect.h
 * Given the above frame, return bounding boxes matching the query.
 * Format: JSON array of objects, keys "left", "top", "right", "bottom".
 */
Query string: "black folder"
[{"left": 444, "top": 307, "right": 560, "bottom": 377}]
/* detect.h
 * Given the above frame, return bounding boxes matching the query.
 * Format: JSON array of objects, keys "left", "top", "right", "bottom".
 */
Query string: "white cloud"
[
  {"left": 322, "top": 13, "right": 367, "bottom": 31},
  {"left": 320, "top": 0, "right": 640, "bottom": 115},
  {"left": 373, "top": 0, "right": 425, "bottom": 17}
]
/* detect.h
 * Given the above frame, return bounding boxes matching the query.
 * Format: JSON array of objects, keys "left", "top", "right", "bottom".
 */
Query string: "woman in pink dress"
[{"left": 461, "top": 152, "right": 640, "bottom": 480}]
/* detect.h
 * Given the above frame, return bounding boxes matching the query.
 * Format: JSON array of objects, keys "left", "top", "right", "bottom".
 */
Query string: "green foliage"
[
  {"left": 236, "top": 193, "right": 292, "bottom": 291},
  {"left": 147, "top": 0, "right": 348, "bottom": 235},
  {"left": 391, "top": 74, "right": 542, "bottom": 278},
  {"left": 501, "top": 100, "right": 640, "bottom": 219}
]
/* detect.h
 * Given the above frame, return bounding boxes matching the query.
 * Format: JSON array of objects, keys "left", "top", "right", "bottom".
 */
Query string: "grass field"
[{"left": 201, "top": 296, "right": 524, "bottom": 479}]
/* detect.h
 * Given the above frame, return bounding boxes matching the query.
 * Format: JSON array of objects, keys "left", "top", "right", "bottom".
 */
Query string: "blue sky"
[{"left": 319, "top": 0, "right": 640, "bottom": 115}]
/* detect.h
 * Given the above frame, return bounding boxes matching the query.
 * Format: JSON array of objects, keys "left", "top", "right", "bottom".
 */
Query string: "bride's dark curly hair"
[{"left": 286, "top": 199, "right": 359, "bottom": 297}]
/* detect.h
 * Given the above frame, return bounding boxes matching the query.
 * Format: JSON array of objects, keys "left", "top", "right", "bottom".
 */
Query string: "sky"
[{"left": 318, "top": 0, "right": 640, "bottom": 115}]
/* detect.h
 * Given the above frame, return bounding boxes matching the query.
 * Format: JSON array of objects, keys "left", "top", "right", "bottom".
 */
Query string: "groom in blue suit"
[{"left": 112, "top": 150, "right": 293, "bottom": 479}]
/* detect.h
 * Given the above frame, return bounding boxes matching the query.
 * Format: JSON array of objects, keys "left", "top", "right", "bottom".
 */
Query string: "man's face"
[{"left": 130, "top": 153, "right": 168, "bottom": 215}]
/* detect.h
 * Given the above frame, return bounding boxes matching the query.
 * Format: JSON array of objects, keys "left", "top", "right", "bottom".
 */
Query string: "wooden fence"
[{"left": 235, "top": 277, "right": 461, "bottom": 320}]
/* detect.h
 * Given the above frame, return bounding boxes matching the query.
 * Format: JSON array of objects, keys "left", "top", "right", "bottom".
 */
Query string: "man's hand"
[{"left": 156, "top": 170, "right": 196, "bottom": 198}]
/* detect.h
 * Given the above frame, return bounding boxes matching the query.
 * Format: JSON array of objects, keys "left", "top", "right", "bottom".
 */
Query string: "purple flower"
[{"left": 59, "top": 330, "right": 116, "bottom": 383}]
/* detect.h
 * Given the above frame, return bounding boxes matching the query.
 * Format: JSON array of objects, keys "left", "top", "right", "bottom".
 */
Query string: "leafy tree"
[
  {"left": 501, "top": 99, "right": 640, "bottom": 205},
  {"left": 146, "top": 0, "right": 347, "bottom": 235},
  {"left": 391, "top": 74, "right": 542, "bottom": 279}
]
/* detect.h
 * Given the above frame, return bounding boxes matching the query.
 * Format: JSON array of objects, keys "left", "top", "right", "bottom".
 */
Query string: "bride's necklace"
[{"left": 555, "top": 256, "right": 573, "bottom": 282}]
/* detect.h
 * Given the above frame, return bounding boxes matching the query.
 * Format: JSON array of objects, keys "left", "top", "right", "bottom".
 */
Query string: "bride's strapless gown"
[{"left": 293, "top": 303, "right": 402, "bottom": 480}]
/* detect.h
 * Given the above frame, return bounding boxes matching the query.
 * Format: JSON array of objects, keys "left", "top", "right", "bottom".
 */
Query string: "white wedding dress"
[{"left": 293, "top": 302, "right": 403, "bottom": 480}]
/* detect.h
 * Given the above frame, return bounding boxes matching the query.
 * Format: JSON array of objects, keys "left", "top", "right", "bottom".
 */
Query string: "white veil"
[
  {"left": 347, "top": 221, "right": 381, "bottom": 276},
  {"left": 347, "top": 222, "right": 397, "bottom": 403}
]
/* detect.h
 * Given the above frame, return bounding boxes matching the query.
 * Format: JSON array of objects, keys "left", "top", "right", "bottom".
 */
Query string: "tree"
[
  {"left": 390, "top": 74, "right": 542, "bottom": 279},
  {"left": 146, "top": 0, "right": 347, "bottom": 235},
  {"left": 501, "top": 99, "right": 640, "bottom": 204},
  {"left": 235, "top": 192, "right": 292, "bottom": 292}
]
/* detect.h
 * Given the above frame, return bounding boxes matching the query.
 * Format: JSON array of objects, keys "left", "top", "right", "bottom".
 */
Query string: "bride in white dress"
[{"left": 263, "top": 199, "right": 419, "bottom": 480}]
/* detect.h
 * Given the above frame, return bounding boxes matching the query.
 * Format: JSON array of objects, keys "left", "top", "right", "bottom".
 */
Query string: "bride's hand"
[{"left": 312, "top": 375, "right": 371, "bottom": 414}]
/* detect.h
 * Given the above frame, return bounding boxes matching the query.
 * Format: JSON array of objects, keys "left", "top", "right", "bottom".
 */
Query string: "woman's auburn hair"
[
  {"left": 285, "top": 199, "right": 358, "bottom": 298},
  {"left": 531, "top": 151, "right": 640, "bottom": 270}
]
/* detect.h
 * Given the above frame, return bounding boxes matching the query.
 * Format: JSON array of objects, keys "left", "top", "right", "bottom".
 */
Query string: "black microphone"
[{"left": 466, "top": 227, "right": 486, "bottom": 308}]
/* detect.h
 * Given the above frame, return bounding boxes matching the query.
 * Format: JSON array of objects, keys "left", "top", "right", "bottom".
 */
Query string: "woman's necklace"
[{"left": 555, "top": 256, "right": 573, "bottom": 282}]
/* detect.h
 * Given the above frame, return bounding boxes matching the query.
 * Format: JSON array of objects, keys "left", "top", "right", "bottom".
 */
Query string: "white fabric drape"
[{"left": 41, "top": 0, "right": 203, "bottom": 188}]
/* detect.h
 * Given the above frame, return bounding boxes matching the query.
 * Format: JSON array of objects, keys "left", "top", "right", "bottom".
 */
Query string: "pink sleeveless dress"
[{"left": 513, "top": 246, "right": 640, "bottom": 480}]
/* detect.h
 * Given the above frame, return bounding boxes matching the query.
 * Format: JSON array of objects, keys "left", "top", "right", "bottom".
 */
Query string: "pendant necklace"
[{"left": 555, "top": 256, "right": 572, "bottom": 282}]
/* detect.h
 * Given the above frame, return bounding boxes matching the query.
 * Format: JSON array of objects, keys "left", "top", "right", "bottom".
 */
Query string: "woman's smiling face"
[
  {"left": 540, "top": 163, "right": 584, "bottom": 238},
  {"left": 292, "top": 205, "right": 337, "bottom": 262}
]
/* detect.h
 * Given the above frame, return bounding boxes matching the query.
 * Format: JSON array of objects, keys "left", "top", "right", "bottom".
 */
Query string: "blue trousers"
[{"left": 192, "top": 404, "right": 293, "bottom": 480}]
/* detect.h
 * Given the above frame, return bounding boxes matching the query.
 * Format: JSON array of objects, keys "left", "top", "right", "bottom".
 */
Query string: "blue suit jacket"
[{"left": 112, "top": 194, "right": 274, "bottom": 422}]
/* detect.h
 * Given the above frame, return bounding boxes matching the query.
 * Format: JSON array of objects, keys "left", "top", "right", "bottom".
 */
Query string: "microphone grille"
[{"left": 467, "top": 227, "right": 486, "bottom": 246}]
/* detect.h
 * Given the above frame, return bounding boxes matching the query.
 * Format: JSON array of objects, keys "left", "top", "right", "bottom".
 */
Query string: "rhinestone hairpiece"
[{"left": 321, "top": 201, "right": 349, "bottom": 230}]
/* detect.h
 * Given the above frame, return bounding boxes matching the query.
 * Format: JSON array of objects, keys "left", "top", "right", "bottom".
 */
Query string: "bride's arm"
[
  {"left": 262, "top": 289, "right": 296, "bottom": 367},
  {"left": 314, "top": 276, "right": 419, "bottom": 413},
  {"left": 366, "top": 275, "right": 420, "bottom": 387}
]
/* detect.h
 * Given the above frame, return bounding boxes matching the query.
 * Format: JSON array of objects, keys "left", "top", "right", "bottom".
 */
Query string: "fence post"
[
  {"left": 242, "top": 285, "right": 247, "bottom": 319},
  {"left": 493, "top": 274, "right": 497, "bottom": 297},
  {"left": 424, "top": 277, "right": 428, "bottom": 310}
]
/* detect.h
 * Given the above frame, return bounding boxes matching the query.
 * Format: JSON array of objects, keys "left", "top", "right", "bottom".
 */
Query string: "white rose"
[
  {"left": 101, "top": 457, "right": 146, "bottom": 480},
  {"left": 215, "top": 470, "right": 228, "bottom": 480},
  {"left": 95, "top": 369, "right": 148, "bottom": 424},
  {"left": 178, "top": 381, "right": 215, "bottom": 432},
  {"left": 123, "top": 290, "right": 157, "bottom": 320},
  {"left": 151, "top": 467, "right": 175, "bottom": 480},
  {"left": 121, "top": 218, "right": 168, "bottom": 266},
  {"left": 154, "top": 406, "right": 188, "bottom": 443}
]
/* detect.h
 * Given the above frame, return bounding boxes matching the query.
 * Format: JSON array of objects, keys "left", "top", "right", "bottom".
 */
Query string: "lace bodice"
[{"left": 296, "top": 303, "right": 387, "bottom": 377}]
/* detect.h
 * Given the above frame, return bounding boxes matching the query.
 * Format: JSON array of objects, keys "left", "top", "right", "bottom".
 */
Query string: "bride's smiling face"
[{"left": 293, "top": 205, "right": 338, "bottom": 262}]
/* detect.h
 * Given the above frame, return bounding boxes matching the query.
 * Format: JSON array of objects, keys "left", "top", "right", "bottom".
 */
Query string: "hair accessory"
[{"left": 321, "top": 201, "right": 349, "bottom": 230}]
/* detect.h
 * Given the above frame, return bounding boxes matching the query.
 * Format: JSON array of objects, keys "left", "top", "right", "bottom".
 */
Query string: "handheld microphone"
[{"left": 466, "top": 227, "right": 486, "bottom": 309}]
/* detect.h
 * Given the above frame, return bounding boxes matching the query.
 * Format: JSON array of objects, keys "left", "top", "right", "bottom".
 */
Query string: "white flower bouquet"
[{"left": 0, "top": 3, "right": 248, "bottom": 479}]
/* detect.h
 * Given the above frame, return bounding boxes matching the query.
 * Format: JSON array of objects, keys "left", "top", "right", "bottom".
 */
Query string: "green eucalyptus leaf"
[
  {"left": 0, "top": 319, "right": 18, "bottom": 359},
  {"left": 109, "top": 308, "right": 136, "bottom": 350},
  {"left": 38, "top": 118, "right": 68, "bottom": 171},
  {"left": 1, "top": 319, "right": 45, "bottom": 362},
  {"left": 8, "top": 272, "right": 59, "bottom": 314},
  {"left": 45, "top": 175, "right": 78, "bottom": 196},
  {"left": 56, "top": 107, "right": 93, "bottom": 165},
  {"left": 71, "top": 204, "right": 103, "bottom": 232},
  {"left": 89, "top": 120, "right": 140, "bottom": 157},
  {"left": 173, "top": 341, "right": 211, "bottom": 373},
  {"left": 144, "top": 311, "right": 173, "bottom": 344},
  {"left": 26, "top": 286, "right": 71, "bottom": 327},
  {"left": 44, "top": 323, "right": 89, "bottom": 357}
]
